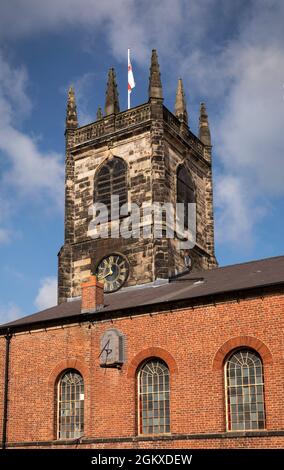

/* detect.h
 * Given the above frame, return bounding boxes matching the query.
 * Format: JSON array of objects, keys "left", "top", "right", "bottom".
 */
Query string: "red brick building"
[
  {"left": 0, "top": 51, "right": 283, "bottom": 449},
  {"left": 0, "top": 258, "right": 284, "bottom": 448}
]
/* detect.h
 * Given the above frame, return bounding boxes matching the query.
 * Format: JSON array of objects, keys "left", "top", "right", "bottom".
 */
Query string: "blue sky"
[{"left": 0, "top": 0, "right": 283, "bottom": 323}]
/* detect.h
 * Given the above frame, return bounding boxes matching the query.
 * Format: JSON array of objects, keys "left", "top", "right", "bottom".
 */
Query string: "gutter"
[
  {"left": 0, "top": 281, "right": 284, "bottom": 337},
  {"left": 1, "top": 328, "right": 11, "bottom": 449}
]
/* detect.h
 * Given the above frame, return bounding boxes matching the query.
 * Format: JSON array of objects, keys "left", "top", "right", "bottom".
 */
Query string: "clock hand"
[{"left": 98, "top": 268, "right": 113, "bottom": 280}]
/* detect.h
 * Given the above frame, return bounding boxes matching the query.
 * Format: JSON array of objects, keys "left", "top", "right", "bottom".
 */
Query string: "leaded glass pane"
[
  {"left": 226, "top": 350, "right": 265, "bottom": 431},
  {"left": 58, "top": 370, "right": 84, "bottom": 439},
  {"left": 138, "top": 360, "right": 170, "bottom": 435}
]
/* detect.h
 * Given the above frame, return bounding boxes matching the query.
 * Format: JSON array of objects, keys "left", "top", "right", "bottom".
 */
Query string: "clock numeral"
[
  {"left": 104, "top": 260, "right": 111, "bottom": 270},
  {"left": 108, "top": 281, "right": 115, "bottom": 291}
]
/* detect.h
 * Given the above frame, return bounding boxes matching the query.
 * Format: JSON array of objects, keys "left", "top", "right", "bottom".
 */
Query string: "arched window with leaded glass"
[
  {"left": 138, "top": 359, "right": 170, "bottom": 435},
  {"left": 57, "top": 369, "right": 84, "bottom": 439},
  {"left": 225, "top": 349, "right": 265, "bottom": 431}
]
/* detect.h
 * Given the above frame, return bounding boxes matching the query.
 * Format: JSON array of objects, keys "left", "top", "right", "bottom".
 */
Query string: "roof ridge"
[
  {"left": 208, "top": 254, "right": 284, "bottom": 273},
  {"left": 1, "top": 254, "right": 284, "bottom": 331}
]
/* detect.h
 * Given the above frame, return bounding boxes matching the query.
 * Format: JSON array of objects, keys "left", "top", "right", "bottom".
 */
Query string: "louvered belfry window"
[
  {"left": 176, "top": 165, "right": 195, "bottom": 228},
  {"left": 94, "top": 158, "right": 127, "bottom": 214}
]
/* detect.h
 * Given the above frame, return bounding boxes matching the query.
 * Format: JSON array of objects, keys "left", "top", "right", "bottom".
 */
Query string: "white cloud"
[
  {"left": 72, "top": 72, "right": 97, "bottom": 125},
  {"left": 0, "top": 0, "right": 283, "bottom": 251},
  {"left": 214, "top": 174, "right": 263, "bottom": 247},
  {"left": 0, "top": 302, "right": 22, "bottom": 325},
  {"left": 0, "top": 50, "right": 64, "bottom": 239},
  {"left": 174, "top": 1, "right": 284, "bottom": 245},
  {"left": 0, "top": 126, "right": 64, "bottom": 204},
  {"left": 0, "top": 0, "right": 186, "bottom": 64},
  {"left": 0, "top": 194, "right": 13, "bottom": 244},
  {"left": 34, "top": 277, "right": 57, "bottom": 311},
  {"left": 216, "top": 47, "right": 284, "bottom": 196},
  {"left": 211, "top": 3, "right": 284, "bottom": 245},
  {"left": 0, "top": 51, "right": 32, "bottom": 125},
  {"left": 0, "top": 228, "right": 11, "bottom": 243}
]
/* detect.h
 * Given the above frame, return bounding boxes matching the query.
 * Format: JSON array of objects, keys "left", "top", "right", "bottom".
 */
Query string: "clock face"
[{"left": 96, "top": 254, "right": 129, "bottom": 293}]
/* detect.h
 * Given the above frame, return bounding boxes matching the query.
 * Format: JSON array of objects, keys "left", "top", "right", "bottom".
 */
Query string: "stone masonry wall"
[{"left": 58, "top": 103, "right": 217, "bottom": 302}]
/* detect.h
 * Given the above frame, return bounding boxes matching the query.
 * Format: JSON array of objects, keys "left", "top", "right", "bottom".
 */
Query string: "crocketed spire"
[
  {"left": 66, "top": 86, "right": 78, "bottom": 130},
  {"left": 105, "top": 68, "right": 120, "bottom": 115},
  {"left": 148, "top": 49, "right": 163, "bottom": 100},
  {"left": 199, "top": 102, "right": 211, "bottom": 146},
  {"left": 175, "top": 78, "right": 188, "bottom": 124},
  {"left": 96, "top": 107, "right": 103, "bottom": 120}
]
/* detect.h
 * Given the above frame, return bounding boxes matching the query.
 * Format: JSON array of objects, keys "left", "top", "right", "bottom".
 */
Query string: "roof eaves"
[{"left": 0, "top": 280, "right": 283, "bottom": 336}]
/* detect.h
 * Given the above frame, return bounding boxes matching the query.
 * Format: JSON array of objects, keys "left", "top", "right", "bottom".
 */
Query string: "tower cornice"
[{"left": 68, "top": 103, "right": 208, "bottom": 163}]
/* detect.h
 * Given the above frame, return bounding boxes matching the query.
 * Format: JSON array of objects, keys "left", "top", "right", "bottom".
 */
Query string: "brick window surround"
[
  {"left": 48, "top": 359, "right": 90, "bottom": 389},
  {"left": 127, "top": 347, "right": 178, "bottom": 379},
  {"left": 212, "top": 336, "right": 273, "bottom": 370},
  {"left": 47, "top": 358, "right": 90, "bottom": 440}
]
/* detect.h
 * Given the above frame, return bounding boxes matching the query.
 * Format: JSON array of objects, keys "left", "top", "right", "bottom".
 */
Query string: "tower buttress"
[
  {"left": 148, "top": 50, "right": 169, "bottom": 280},
  {"left": 198, "top": 102, "right": 217, "bottom": 267},
  {"left": 64, "top": 86, "right": 77, "bottom": 244},
  {"left": 58, "top": 86, "right": 78, "bottom": 303}
]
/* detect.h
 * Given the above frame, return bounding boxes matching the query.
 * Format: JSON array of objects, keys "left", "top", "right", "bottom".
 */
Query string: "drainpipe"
[{"left": 2, "top": 328, "right": 11, "bottom": 449}]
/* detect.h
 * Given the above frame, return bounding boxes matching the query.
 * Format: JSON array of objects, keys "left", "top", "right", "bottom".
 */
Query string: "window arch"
[
  {"left": 94, "top": 157, "right": 127, "bottom": 213},
  {"left": 57, "top": 369, "right": 84, "bottom": 439},
  {"left": 138, "top": 359, "right": 170, "bottom": 435},
  {"left": 225, "top": 349, "right": 265, "bottom": 431},
  {"left": 176, "top": 165, "right": 195, "bottom": 228}
]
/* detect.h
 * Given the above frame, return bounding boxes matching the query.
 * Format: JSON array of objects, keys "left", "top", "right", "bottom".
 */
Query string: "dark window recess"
[
  {"left": 176, "top": 165, "right": 195, "bottom": 228},
  {"left": 94, "top": 158, "right": 127, "bottom": 216}
]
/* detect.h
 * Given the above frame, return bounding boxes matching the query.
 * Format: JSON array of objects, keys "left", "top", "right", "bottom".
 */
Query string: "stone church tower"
[{"left": 58, "top": 50, "right": 217, "bottom": 303}]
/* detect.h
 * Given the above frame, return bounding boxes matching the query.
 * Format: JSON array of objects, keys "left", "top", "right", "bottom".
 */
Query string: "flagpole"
[{"left": 128, "top": 48, "right": 130, "bottom": 110}]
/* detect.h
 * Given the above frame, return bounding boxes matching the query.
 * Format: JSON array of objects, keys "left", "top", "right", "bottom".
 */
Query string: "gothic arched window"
[
  {"left": 94, "top": 157, "right": 127, "bottom": 214},
  {"left": 138, "top": 359, "right": 170, "bottom": 435},
  {"left": 57, "top": 370, "right": 84, "bottom": 439},
  {"left": 176, "top": 165, "right": 195, "bottom": 228},
  {"left": 225, "top": 349, "right": 265, "bottom": 431}
]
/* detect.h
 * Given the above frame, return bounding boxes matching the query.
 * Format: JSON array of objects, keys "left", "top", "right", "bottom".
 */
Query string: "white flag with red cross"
[{"left": 128, "top": 49, "right": 135, "bottom": 109}]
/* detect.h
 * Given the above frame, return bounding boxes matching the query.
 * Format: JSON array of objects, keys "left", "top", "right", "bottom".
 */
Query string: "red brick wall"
[
  {"left": 0, "top": 292, "right": 283, "bottom": 448},
  {"left": 81, "top": 276, "right": 104, "bottom": 312}
]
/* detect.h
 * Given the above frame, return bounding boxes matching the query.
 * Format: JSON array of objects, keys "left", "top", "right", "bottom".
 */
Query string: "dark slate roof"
[{"left": 1, "top": 255, "right": 284, "bottom": 332}]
